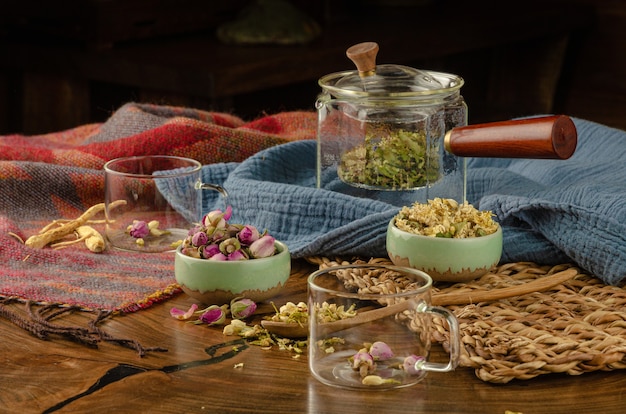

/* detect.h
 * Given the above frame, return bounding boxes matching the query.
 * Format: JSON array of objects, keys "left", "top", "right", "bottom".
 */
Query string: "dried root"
[
  {"left": 23, "top": 200, "right": 126, "bottom": 251},
  {"left": 51, "top": 225, "right": 106, "bottom": 253}
]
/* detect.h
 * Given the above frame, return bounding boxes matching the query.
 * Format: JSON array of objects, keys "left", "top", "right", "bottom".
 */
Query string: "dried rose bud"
[
  {"left": 202, "top": 210, "right": 226, "bottom": 228},
  {"left": 191, "top": 231, "right": 208, "bottom": 247},
  {"left": 351, "top": 350, "right": 375, "bottom": 377},
  {"left": 402, "top": 354, "right": 426, "bottom": 376},
  {"left": 210, "top": 228, "right": 228, "bottom": 242},
  {"left": 202, "top": 206, "right": 233, "bottom": 228},
  {"left": 237, "top": 225, "right": 260, "bottom": 245},
  {"left": 187, "top": 225, "right": 202, "bottom": 236},
  {"left": 230, "top": 297, "right": 257, "bottom": 319},
  {"left": 369, "top": 341, "right": 394, "bottom": 361},
  {"left": 129, "top": 220, "right": 149, "bottom": 238},
  {"left": 200, "top": 243, "right": 220, "bottom": 259},
  {"left": 208, "top": 252, "right": 229, "bottom": 261},
  {"left": 182, "top": 246, "right": 201, "bottom": 258},
  {"left": 227, "top": 249, "right": 248, "bottom": 261},
  {"left": 199, "top": 305, "right": 227, "bottom": 325},
  {"left": 249, "top": 235, "right": 276, "bottom": 258},
  {"left": 219, "top": 237, "right": 241, "bottom": 255}
]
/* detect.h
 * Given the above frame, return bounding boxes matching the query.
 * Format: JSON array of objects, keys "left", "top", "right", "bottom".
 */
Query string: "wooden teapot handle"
[{"left": 444, "top": 115, "right": 577, "bottom": 159}]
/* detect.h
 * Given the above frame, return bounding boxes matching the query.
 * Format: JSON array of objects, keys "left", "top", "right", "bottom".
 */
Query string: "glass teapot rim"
[{"left": 319, "top": 67, "right": 464, "bottom": 100}]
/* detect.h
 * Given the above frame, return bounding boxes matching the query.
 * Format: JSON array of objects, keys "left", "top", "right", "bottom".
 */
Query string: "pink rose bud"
[
  {"left": 369, "top": 341, "right": 394, "bottom": 361},
  {"left": 187, "top": 225, "right": 202, "bottom": 236},
  {"left": 227, "top": 250, "right": 248, "bottom": 261},
  {"left": 402, "top": 354, "right": 426, "bottom": 376},
  {"left": 202, "top": 209, "right": 227, "bottom": 228},
  {"left": 249, "top": 235, "right": 276, "bottom": 258},
  {"left": 230, "top": 298, "right": 257, "bottom": 319},
  {"left": 351, "top": 350, "right": 375, "bottom": 377},
  {"left": 182, "top": 246, "right": 201, "bottom": 258},
  {"left": 129, "top": 220, "right": 150, "bottom": 238},
  {"left": 191, "top": 231, "right": 208, "bottom": 247},
  {"left": 199, "top": 305, "right": 227, "bottom": 325},
  {"left": 208, "top": 252, "right": 229, "bottom": 261},
  {"left": 201, "top": 244, "right": 221, "bottom": 259},
  {"left": 237, "top": 225, "right": 260, "bottom": 245}
]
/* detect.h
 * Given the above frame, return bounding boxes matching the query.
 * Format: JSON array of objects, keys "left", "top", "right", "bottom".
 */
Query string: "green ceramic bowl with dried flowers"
[
  {"left": 386, "top": 198, "right": 502, "bottom": 282},
  {"left": 174, "top": 207, "right": 291, "bottom": 305}
]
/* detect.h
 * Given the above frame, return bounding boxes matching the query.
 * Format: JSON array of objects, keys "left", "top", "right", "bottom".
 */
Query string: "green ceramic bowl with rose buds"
[{"left": 174, "top": 241, "right": 291, "bottom": 305}]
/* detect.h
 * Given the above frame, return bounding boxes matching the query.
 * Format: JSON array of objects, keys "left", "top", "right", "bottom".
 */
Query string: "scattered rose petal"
[{"left": 170, "top": 304, "right": 199, "bottom": 320}]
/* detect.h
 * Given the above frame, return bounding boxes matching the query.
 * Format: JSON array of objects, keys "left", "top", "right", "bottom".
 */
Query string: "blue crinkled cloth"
[{"left": 196, "top": 117, "right": 626, "bottom": 286}]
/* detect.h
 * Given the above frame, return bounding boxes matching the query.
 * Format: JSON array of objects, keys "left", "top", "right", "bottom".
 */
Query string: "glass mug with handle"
[
  {"left": 104, "top": 155, "right": 227, "bottom": 253},
  {"left": 308, "top": 264, "right": 460, "bottom": 389}
]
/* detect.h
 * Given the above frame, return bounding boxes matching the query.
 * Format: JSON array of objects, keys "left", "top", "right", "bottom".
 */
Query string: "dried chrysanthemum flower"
[
  {"left": 269, "top": 301, "right": 308, "bottom": 326},
  {"left": 394, "top": 197, "right": 498, "bottom": 238}
]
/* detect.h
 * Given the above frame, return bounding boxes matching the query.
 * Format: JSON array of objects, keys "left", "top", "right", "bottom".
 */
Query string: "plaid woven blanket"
[{"left": 0, "top": 102, "right": 317, "bottom": 314}]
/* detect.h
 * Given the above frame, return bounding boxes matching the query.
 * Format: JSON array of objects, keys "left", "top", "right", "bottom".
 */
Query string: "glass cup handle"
[
  {"left": 414, "top": 303, "right": 461, "bottom": 373},
  {"left": 195, "top": 181, "right": 229, "bottom": 198},
  {"left": 194, "top": 181, "right": 229, "bottom": 219}
]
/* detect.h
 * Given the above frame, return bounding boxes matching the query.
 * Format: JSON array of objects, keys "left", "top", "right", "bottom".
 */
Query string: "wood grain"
[{"left": 1, "top": 259, "right": 625, "bottom": 413}]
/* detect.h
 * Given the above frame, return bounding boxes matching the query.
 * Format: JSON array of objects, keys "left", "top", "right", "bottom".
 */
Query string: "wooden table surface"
[{"left": 1, "top": 258, "right": 625, "bottom": 414}]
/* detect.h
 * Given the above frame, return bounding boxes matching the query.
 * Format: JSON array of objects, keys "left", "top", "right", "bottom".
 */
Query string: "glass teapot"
[
  {"left": 316, "top": 42, "right": 577, "bottom": 207},
  {"left": 316, "top": 42, "right": 468, "bottom": 206}
]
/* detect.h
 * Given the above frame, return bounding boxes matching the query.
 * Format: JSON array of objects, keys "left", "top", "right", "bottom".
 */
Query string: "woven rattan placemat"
[{"left": 310, "top": 257, "right": 626, "bottom": 383}]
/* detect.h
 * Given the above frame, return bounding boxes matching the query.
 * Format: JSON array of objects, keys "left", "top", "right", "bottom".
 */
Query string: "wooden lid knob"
[{"left": 346, "top": 42, "right": 379, "bottom": 76}]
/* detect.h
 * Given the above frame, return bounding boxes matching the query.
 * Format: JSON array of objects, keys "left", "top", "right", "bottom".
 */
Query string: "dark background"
[{"left": 1, "top": 0, "right": 624, "bottom": 135}]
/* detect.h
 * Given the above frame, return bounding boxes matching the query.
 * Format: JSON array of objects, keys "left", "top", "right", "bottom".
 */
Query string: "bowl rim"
[
  {"left": 388, "top": 217, "right": 502, "bottom": 241},
  {"left": 175, "top": 240, "right": 289, "bottom": 263}
]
